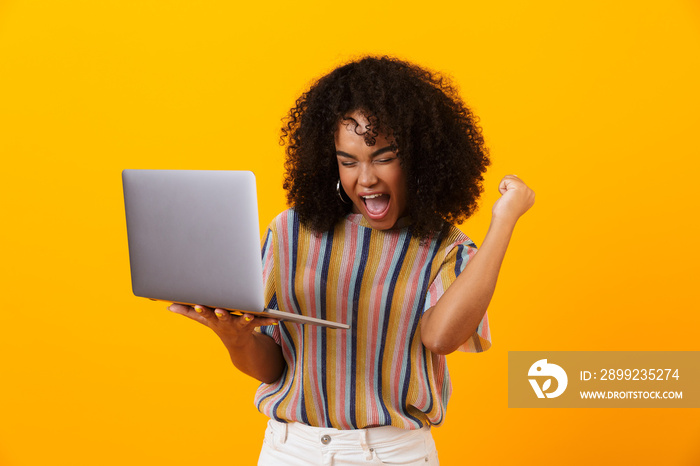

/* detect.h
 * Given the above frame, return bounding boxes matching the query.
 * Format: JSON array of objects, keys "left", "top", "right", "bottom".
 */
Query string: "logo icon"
[{"left": 528, "top": 359, "right": 568, "bottom": 398}]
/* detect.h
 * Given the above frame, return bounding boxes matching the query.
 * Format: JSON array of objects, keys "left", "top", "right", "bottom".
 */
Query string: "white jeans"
[{"left": 258, "top": 419, "right": 440, "bottom": 465}]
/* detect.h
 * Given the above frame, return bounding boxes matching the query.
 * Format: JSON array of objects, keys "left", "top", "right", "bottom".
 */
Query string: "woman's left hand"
[{"left": 491, "top": 175, "right": 536, "bottom": 225}]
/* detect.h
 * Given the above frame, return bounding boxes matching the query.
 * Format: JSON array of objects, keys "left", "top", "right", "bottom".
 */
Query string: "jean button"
[{"left": 321, "top": 434, "right": 331, "bottom": 445}]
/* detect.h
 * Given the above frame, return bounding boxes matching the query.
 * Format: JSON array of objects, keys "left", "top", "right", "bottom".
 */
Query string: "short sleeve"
[
  {"left": 258, "top": 226, "right": 281, "bottom": 345},
  {"left": 422, "top": 237, "right": 492, "bottom": 353}
]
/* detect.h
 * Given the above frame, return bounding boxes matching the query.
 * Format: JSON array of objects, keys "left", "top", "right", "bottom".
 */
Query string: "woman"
[{"left": 169, "top": 56, "right": 534, "bottom": 465}]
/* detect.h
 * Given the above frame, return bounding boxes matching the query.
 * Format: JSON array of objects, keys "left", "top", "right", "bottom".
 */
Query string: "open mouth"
[{"left": 362, "top": 193, "right": 391, "bottom": 219}]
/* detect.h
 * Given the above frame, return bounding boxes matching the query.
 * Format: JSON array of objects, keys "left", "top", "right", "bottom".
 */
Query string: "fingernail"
[
  {"left": 194, "top": 306, "right": 203, "bottom": 314},
  {"left": 215, "top": 310, "right": 225, "bottom": 317}
]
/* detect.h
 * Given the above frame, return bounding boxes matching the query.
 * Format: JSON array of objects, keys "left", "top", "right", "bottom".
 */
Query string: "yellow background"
[{"left": 1, "top": 1, "right": 699, "bottom": 464}]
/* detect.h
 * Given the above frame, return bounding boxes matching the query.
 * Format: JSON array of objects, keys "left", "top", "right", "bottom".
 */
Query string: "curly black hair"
[{"left": 281, "top": 55, "right": 490, "bottom": 238}]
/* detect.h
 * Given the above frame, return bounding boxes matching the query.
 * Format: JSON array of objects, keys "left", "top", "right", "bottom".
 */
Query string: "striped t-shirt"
[{"left": 254, "top": 209, "right": 491, "bottom": 430}]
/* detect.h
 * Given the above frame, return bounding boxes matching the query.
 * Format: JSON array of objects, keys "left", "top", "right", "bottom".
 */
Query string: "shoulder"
[
  {"left": 266, "top": 209, "right": 300, "bottom": 232},
  {"left": 434, "top": 224, "right": 477, "bottom": 250},
  {"left": 423, "top": 225, "right": 477, "bottom": 268},
  {"left": 266, "top": 209, "right": 325, "bottom": 246}
]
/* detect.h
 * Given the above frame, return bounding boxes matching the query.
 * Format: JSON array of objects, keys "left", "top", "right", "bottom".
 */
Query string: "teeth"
[{"left": 362, "top": 194, "right": 383, "bottom": 199}]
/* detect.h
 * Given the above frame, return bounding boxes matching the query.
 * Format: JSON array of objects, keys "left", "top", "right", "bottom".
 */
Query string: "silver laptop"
[{"left": 122, "top": 169, "right": 349, "bottom": 329}]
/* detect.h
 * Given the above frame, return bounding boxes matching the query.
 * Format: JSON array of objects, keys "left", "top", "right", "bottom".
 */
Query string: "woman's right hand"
[{"left": 167, "top": 304, "right": 279, "bottom": 349}]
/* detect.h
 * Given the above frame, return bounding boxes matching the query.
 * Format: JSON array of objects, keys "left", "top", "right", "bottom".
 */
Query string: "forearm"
[
  {"left": 220, "top": 331, "right": 285, "bottom": 384},
  {"left": 421, "top": 216, "right": 516, "bottom": 355}
]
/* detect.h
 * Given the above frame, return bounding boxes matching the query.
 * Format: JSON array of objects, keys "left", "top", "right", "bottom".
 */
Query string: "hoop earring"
[{"left": 336, "top": 180, "right": 352, "bottom": 204}]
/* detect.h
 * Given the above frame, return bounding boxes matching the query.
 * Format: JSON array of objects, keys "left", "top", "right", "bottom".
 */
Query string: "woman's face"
[{"left": 335, "top": 110, "right": 408, "bottom": 230}]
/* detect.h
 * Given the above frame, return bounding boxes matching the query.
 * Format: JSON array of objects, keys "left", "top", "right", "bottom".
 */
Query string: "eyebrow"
[{"left": 336, "top": 146, "right": 395, "bottom": 159}]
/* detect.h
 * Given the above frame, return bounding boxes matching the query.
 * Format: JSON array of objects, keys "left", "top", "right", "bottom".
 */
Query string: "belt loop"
[
  {"left": 360, "top": 428, "right": 373, "bottom": 460},
  {"left": 274, "top": 421, "right": 288, "bottom": 445}
]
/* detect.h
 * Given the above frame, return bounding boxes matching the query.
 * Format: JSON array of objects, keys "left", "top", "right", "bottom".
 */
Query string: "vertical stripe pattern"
[{"left": 255, "top": 210, "right": 491, "bottom": 429}]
